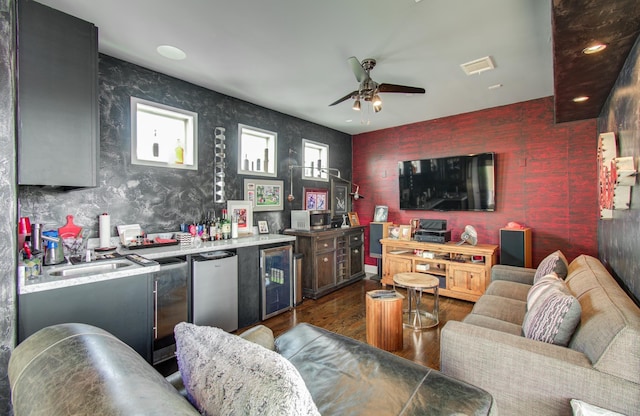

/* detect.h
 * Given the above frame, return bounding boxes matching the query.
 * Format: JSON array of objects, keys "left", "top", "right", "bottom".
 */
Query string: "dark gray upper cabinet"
[{"left": 17, "top": 0, "right": 98, "bottom": 187}]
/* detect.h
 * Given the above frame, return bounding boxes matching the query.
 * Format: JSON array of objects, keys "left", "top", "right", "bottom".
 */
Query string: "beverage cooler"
[{"left": 261, "top": 245, "right": 293, "bottom": 319}]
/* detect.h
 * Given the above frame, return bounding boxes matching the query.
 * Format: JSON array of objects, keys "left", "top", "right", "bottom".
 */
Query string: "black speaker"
[
  {"left": 369, "top": 222, "right": 390, "bottom": 259},
  {"left": 500, "top": 228, "right": 532, "bottom": 267},
  {"left": 419, "top": 219, "right": 447, "bottom": 230}
]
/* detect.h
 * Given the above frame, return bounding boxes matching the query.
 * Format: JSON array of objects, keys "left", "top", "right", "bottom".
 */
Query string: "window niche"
[
  {"left": 302, "top": 139, "right": 329, "bottom": 181},
  {"left": 130, "top": 97, "right": 198, "bottom": 170},
  {"left": 238, "top": 124, "right": 277, "bottom": 177}
]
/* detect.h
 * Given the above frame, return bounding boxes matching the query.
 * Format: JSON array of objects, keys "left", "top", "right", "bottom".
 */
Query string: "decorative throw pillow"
[
  {"left": 522, "top": 283, "right": 581, "bottom": 346},
  {"left": 570, "top": 399, "right": 625, "bottom": 416},
  {"left": 174, "top": 322, "right": 320, "bottom": 416},
  {"left": 527, "top": 273, "right": 569, "bottom": 311},
  {"left": 534, "top": 250, "right": 569, "bottom": 284}
]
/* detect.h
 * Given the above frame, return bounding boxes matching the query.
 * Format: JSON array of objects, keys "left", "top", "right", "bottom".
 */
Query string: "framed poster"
[
  {"left": 331, "top": 180, "right": 349, "bottom": 216},
  {"left": 244, "top": 179, "right": 284, "bottom": 212},
  {"left": 227, "top": 200, "right": 253, "bottom": 235},
  {"left": 303, "top": 187, "right": 329, "bottom": 211},
  {"left": 373, "top": 205, "right": 388, "bottom": 222}
]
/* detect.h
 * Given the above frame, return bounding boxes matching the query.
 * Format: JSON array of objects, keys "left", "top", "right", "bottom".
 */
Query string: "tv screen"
[{"left": 399, "top": 152, "right": 495, "bottom": 211}]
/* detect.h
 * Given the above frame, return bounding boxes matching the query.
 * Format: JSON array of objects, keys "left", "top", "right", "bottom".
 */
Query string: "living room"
[{"left": 1, "top": 0, "right": 640, "bottom": 414}]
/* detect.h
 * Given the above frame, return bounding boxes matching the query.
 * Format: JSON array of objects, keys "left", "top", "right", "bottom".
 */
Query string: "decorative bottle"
[
  {"left": 175, "top": 139, "right": 184, "bottom": 164},
  {"left": 221, "top": 209, "right": 231, "bottom": 240}
]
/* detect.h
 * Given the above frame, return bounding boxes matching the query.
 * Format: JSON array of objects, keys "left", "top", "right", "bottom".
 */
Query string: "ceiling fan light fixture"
[
  {"left": 352, "top": 99, "right": 361, "bottom": 111},
  {"left": 372, "top": 94, "right": 382, "bottom": 106},
  {"left": 373, "top": 102, "right": 382, "bottom": 113}
]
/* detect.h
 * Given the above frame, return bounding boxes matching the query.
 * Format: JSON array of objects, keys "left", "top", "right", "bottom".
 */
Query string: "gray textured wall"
[
  {"left": 18, "top": 54, "right": 352, "bottom": 238},
  {"left": 598, "top": 34, "right": 640, "bottom": 303},
  {"left": 0, "top": 0, "right": 16, "bottom": 413}
]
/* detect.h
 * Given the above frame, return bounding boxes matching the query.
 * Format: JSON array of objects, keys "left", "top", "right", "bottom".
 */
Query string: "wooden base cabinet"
[
  {"left": 381, "top": 239, "right": 498, "bottom": 302},
  {"left": 286, "top": 227, "right": 366, "bottom": 299}
]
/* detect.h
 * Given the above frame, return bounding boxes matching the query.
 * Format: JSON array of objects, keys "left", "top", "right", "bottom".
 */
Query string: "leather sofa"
[
  {"left": 440, "top": 254, "right": 640, "bottom": 415},
  {"left": 9, "top": 322, "right": 495, "bottom": 415}
]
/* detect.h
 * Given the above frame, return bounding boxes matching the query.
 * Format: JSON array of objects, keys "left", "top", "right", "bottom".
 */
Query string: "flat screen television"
[{"left": 398, "top": 152, "right": 495, "bottom": 211}]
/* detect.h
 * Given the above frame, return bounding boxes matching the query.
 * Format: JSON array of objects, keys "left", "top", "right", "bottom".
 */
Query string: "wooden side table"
[{"left": 365, "top": 290, "right": 404, "bottom": 351}]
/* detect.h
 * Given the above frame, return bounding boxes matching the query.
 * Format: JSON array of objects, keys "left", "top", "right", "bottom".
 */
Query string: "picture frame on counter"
[
  {"left": 331, "top": 180, "right": 349, "bottom": 217},
  {"left": 244, "top": 178, "right": 284, "bottom": 212},
  {"left": 399, "top": 225, "right": 411, "bottom": 241},
  {"left": 258, "top": 220, "right": 269, "bottom": 234},
  {"left": 227, "top": 200, "right": 253, "bottom": 235},
  {"left": 348, "top": 211, "right": 360, "bottom": 226},
  {"left": 373, "top": 205, "right": 388, "bottom": 222},
  {"left": 303, "top": 187, "right": 329, "bottom": 210}
]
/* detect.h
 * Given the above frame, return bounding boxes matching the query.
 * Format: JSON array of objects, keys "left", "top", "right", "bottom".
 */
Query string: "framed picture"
[
  {"left": 257, "top": 220, "right": 269, "bottom": 234},
  {"left": 331, "top": 180, "right": 349, "bottom": 217},
  {"left": 389, "top": 225, "right": 400, "bottom": 239},
  {"left": 399, "top": 225, "right": 412, "bottom": 241},
  {"left": 304, "top": 187, "right": 329, "bottom": 211},
  {"left": 244, "top": 179, "right": 284, "bottom": 212},
  {"left": 227, "top": 200, "right": 253, "bottom": 235},
  {"left": 348, "top": 211, "right": 360, "bottom": 226},
  {"left": 373, "top": 205, "right": 389, "bottom": 222}
]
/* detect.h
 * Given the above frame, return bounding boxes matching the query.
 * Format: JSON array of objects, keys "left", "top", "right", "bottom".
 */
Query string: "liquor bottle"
[
  {"left": 175, "top": 139, "right": 184, "bottom": 164},
  {"left": 221, "top": 209, "right": 231, "bottom": 240}
]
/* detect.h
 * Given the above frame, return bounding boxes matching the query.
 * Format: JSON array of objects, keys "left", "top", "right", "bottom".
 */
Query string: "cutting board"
[{"left": 58, "top": 215, "right": 82, "bottom": 238}]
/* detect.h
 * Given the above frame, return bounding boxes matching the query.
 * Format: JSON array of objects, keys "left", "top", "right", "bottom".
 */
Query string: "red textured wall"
[{"left": 352, "top": 97, "right": 598, "bottom": 267}]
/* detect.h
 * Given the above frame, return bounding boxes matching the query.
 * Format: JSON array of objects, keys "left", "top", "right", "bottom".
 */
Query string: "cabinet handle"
[
  {"left": 323, "top": 257, "right": 329, "bottom": 263},
  {"left": 323, "top": 243, "right": 328, "bottom": 247},
  {"left": 153, "top": 280, "right": 158, "bottom": 339},
  {"left": 354, "top": 249, "right": 359, "bottom": 254},
  {"left": 354, "top": 237, "right": 359, "bottom": 241}
]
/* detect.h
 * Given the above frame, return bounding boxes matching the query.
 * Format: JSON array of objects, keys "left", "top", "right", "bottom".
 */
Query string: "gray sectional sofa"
[{"left": 440, "top": 254, "right": 640, "bottom": 415}]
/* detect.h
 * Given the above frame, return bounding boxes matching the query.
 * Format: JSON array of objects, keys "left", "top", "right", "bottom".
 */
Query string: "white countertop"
[{"left": 20, "top": 233, "right": 296, "bottom": 295}]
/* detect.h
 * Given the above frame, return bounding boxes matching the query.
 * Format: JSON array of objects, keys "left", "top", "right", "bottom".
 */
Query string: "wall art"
[
  {"left": 244, "top": 179, "right": 284, "bottom": 212},
  {"left": 303, "top": 187, "right": 328, "bottom": 210}
]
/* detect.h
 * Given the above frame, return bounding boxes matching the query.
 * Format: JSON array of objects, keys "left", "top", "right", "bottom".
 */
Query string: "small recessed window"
[
  {"left": 238, "top": 124, "right": 277, "bottom": 177},
  {"left": 302, "top": 139, "right": 329, "bottom": 181},
  {"left": 131, "top": 97, "right": 198, "bottom": 170}
]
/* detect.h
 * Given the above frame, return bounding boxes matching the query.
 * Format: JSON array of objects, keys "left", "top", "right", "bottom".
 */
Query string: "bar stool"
[{"left": 393, "top": 272, "right": 440, "bottom": 330}]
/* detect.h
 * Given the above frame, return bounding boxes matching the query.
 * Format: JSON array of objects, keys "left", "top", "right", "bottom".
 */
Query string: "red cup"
[{"left": 18, "top": 217, "right": 31, "bottom": 235}]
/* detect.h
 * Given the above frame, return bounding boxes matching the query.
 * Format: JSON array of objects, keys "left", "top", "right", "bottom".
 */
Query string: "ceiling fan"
[{"left": 329, "top": 56, "right": 425, "bottom": 112}]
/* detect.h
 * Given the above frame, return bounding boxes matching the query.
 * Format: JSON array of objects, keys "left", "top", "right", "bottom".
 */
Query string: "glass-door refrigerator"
[{"left": 260, "top": 245, "right": 293, "bottom": 319}]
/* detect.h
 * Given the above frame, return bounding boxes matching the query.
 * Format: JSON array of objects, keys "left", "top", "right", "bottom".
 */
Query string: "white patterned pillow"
[
  {"left": 534, "top": 250, "right": 569, "bottom": 284},
  {"left": 523, "top": 281, "right": 581, "bottom": 346},
  {"left": 174, "top": 322, "right": 320, "bottom": 416},
  {"left": 527, "top": 273, "right": 568, "bottom": 311}
]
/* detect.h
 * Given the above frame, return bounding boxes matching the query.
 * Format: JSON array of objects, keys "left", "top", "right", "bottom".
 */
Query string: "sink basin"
[{"left": 48, "top": 260, "right": 134, "bottom": 278}]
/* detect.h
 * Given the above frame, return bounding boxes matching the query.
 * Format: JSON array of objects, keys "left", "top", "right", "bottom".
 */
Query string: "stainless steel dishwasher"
[{"left": 191, "top": 251, "right": 238, "bottom": 332}]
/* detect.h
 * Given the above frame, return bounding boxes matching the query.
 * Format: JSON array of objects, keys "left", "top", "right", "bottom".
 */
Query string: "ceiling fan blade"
[
  {"left": 379, "top": 83, "right": 425, "bottom": 94},
  {"left": 348, "top": 56, "right": 366, "bottom": 83},
  {"left": 329, "top": 90, "right": 358, "bottom": 106}
]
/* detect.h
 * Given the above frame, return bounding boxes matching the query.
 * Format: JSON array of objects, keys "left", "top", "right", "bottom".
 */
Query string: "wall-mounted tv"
[{"left": 398, "top": 152, "right": 495, "bottom": 211}]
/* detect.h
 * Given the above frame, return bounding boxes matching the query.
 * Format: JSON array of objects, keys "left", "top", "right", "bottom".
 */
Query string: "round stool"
[{"left": 393, "top": 272, "right": 440, "bottom": 330}]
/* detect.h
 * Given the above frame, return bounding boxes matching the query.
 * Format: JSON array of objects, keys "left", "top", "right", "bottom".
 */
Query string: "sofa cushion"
[
  {"left": 470, "top": 294, "right": 528, "bottom": 325},
  {"left": 484, "top": 280, "right": 531, "bottom": 302},
  {"left": 462, "top": 313, "right": 523, "bottom": 336},
  {"left": 534, "top": 250, "right": 568, "bottom": 284},
  {"left": 174, "top": 322, "right": 319, "bottom": 416},
  {"left": 522, "top": 283, "right": 581, "bottom": 346}
]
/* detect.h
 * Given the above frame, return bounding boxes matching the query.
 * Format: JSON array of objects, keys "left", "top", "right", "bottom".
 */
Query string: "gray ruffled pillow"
[{"left": 175, "top": 322, "right": 319, "bottom": 416}]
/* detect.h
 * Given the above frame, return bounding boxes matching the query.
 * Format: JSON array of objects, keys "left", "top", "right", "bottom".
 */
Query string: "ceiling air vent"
[{"left": 460, "top": 56, "right": 495, "bottom": 75}]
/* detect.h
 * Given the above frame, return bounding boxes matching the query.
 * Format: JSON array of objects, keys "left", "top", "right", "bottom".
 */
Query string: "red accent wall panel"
[{"left": 353, "top": 97, "right": 598, "bottom": 267}]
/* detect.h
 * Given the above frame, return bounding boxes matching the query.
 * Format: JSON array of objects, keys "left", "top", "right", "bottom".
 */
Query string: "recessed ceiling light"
[
  {"left": 488, "top": 83, "right": 503, "bottom": 90},
  {"left": 573, "top": 96, "right": 589, "bottom": 103},
  {"left": 346, "top": 119, "right": 353, "bottom": 123},
  {"left": 157, "top": 45, "right": 186, "bottom": 60},
  {"left": 582, "top": 44, "right": 607, "bottom": 55}
]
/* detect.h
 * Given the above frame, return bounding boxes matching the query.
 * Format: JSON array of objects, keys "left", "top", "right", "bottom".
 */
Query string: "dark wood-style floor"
[{"left": 240, "top": 277, "right": 474, "bottom": 370}]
